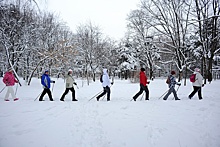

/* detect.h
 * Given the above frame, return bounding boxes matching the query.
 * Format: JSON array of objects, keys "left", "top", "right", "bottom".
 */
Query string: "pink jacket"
[{"left": 3, "top": 72, "right": 18, "bottom": 86}]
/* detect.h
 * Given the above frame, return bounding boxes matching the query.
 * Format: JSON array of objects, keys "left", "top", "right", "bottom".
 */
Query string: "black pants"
[
  {"left": 133, "top": 84, "right": 149, "bottom": 100},
  {"left": 97, "top": 86, "right": 110, "bottom": 101},
  {"left": 60, "top": 87, "right": 76, "bottom": 101},
  {"left": 189, "top": 86, "right": 202, "bottom": 99},
  {"left": 39, "top": 88, "right": 53, "bottom": 101}
]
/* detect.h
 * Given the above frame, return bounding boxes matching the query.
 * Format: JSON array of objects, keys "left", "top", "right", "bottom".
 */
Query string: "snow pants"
[
  {"left": 97, "top": 86, "right": 111, "bottom": 101},
  {"left": 39, "top": 88, "right": 53, "bottom": 101},
  {"left": 5, "top": 86, "right": 16, "bottom": 100},
  {"left": 133, "top": 84, "right": 149, "bottom": 100},
  {"left": 163, "top": 87, "right": 178, "bottom": 100},
  {"left": 60, "top": 87, "right": 76, "bottom": 101},
  {"left": 189, "top": 86, "right": 202, "bottom": 99}
]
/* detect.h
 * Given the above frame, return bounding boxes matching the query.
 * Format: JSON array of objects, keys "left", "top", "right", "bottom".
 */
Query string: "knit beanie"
[{"left": 171, "top": 71, "right": 176, "bottom": 75}]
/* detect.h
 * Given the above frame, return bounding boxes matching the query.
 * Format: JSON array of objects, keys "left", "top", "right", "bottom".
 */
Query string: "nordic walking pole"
[
  {"left": 130, "top": 92, "right": 145, "bottom": 101},
  {"left": 15, "top": 83, "right": 18, "bottom": 96},
  {"left": 52, "top": 82, "right": 55, "bottom": 92},
  {"left": 34, "top": 92, "right": 42, "bottom": 101},
  {"left": 101, "top": 94, "right": 106, "bottom": 101},
  {"left": 140, "top": 93, "right": 145, "bottom": 101},
  {"left": 88, "top": 90, "right": 103, "bottom": 101},
  {"left": 172, "top": 85, "right": 180, "bottom": 100},
  {"left": 158, "top": 89, "right": 169, "bottom": 99},
  {"left": 0, "top": 86, "right": 6, "bottom": 93}
]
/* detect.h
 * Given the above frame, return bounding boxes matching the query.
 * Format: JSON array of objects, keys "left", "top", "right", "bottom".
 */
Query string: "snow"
[{"left": 0, "top": 77, "right": 220, "bottom": 147}]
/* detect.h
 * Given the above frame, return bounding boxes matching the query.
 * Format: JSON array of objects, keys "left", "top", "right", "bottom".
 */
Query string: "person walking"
[
  {"left": 2, "top": 69, "right": 19, "bottom": 101},
  {"left": 39, "top": 70, "right": 55, "bottom": 101},
  {"left": 188, "top": 68, "right": 204, "bottom": 100},
  {"left": 60, "top": 69, "right": 78, "bottom": 101},
  {"left": 96, "top": 68, "right": 113, "bottom": 101},
  {"left": 163, "top": 71, "right": 181, "bottom": 100},
  {"left": 133, "top": 68, "right": 150, "bottom": 101}
]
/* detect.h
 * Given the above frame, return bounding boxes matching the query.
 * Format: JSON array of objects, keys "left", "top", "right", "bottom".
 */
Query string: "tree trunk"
[{"left": 207, "top": 58, "right": 213, "bottom": 83}]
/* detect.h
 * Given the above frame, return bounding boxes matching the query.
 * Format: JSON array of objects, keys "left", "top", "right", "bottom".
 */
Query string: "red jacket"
[
  {"left": 3, "top": 72, "right": 18, "bottom": 86},
  {"left": 140, "top": 71, "right": 147, "bottom": 86}
]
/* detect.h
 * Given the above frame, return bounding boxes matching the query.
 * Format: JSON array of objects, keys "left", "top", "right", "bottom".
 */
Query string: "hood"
[
  {"left": 194, "top": 68, "right": 200, "bottom": 72},
  {"left": 193, "top": 71, "right": 200, "bottom": 74},
  {"left": 5, "top": 71, "right": 12, "bottom": 76},
  {"left": 103, "top": 69, "right": 108, "bottom": 75}
]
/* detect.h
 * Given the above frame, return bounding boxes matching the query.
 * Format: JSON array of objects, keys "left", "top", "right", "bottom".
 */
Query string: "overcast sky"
[{"left": 41, "top": 0, "right": 140, "bottom": 40}]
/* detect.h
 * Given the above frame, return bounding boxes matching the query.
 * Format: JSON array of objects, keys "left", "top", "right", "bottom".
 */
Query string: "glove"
[
  {"left": 111, "top": 82, "right": 114, "bottom": 85},
  {"left": 202, "top": 84, "right": 204, "bottom": 87},
  {"left": 52, "top": 81, "right": 55, "bottom": 83},
  {"left": 147, "top": 81, "right": 150, "bottom": 84},
  {"left": 74, "top": 82, "right": 77, "bottom": 85},
  {"left": 177, "top": 83, "right": 181, "bottom": 86}
]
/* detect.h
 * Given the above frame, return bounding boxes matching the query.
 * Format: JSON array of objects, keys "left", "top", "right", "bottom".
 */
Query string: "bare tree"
[
  {"left": 194, "top": 0, "right": 220, "bottom": 83},
  {"left": 127, "top": 9, "right": 160, "bottom": 79},
  {"left": 75, "top": 22, "right": 104, "bottom": 84},
  {"left": 139, "top": 0, "right": 193, "bottom": 81}
]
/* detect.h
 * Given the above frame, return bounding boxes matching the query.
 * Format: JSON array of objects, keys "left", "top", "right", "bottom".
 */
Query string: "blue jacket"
[{"left": 41, "top": 74, "right": 51, "bottom": 89}]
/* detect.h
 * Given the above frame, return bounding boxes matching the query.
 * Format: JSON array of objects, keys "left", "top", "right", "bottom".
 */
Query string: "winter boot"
[{"left": 14, "top": 98, "right": 19, "bottom": 101}]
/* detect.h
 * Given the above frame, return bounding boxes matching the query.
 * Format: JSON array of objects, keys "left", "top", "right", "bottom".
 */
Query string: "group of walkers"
[
  {"left": 39, "top": 69, "right": 78, "bottom": 101},
  {"left": 132, "top": 67, "right": 204, "bottom": 101},
  {"left": 1, "top": 67, "right": 204, "bottom": 101}
]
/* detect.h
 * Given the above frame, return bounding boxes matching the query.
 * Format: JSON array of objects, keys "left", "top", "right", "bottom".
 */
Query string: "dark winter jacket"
[
  {"left": 41, "top": 73, "right": 51, "bottom": 89},
  {"left": 168, "top": 74, "right": 177, "bottom": 88},
  {"left": 140, "top": 71, "right": 148, "bottom": 86}
]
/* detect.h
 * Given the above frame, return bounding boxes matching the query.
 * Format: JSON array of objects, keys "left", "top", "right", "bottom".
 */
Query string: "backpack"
[
  {"left": 166, "top": 76, "right": 171, "bottom": 84},
  {"left": 190, "top": 74, "right": 196, "bottom": 82},
  {"left": 100, "top": 74, "right": 103, "bottom": 83}
]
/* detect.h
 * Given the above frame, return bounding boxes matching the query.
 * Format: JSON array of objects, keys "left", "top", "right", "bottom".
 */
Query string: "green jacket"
[{"left": 65, "top": 74, "right": 75, "bottom": 88}]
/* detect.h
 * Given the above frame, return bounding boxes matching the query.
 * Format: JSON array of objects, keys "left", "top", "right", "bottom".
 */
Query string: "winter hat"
[
  {"left": 68, "top": 69, "right": 73, "bottom": 75},
  {"left": 171, "top": 71, "right": 176, "bottom": 75},
  {"left": 45, "top": 70, "right": 49, "bottom": 73},
  {"left": 141, "top": 68, "right": 145, "bottom": 71},
  {"left": 195, "top": 68, "right": 200, "bottom": 72}
]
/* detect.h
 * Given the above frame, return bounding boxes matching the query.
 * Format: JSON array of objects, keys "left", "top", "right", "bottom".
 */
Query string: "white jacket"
[
  {"left": 192, "top": 71, "right": 203, "bottom": 87},
  {"left": 102, "top": 69, "right": 111, "bottom": 87}
]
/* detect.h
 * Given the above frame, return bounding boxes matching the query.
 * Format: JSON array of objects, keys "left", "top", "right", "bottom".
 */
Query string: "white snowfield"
[{"left": 0, "top": 78, "right": 220, "bottom": 147}]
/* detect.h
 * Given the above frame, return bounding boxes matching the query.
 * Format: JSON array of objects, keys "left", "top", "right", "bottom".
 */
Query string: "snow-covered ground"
[{"left": 0, "top": 77, "right": 220, "bottom": 147}]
